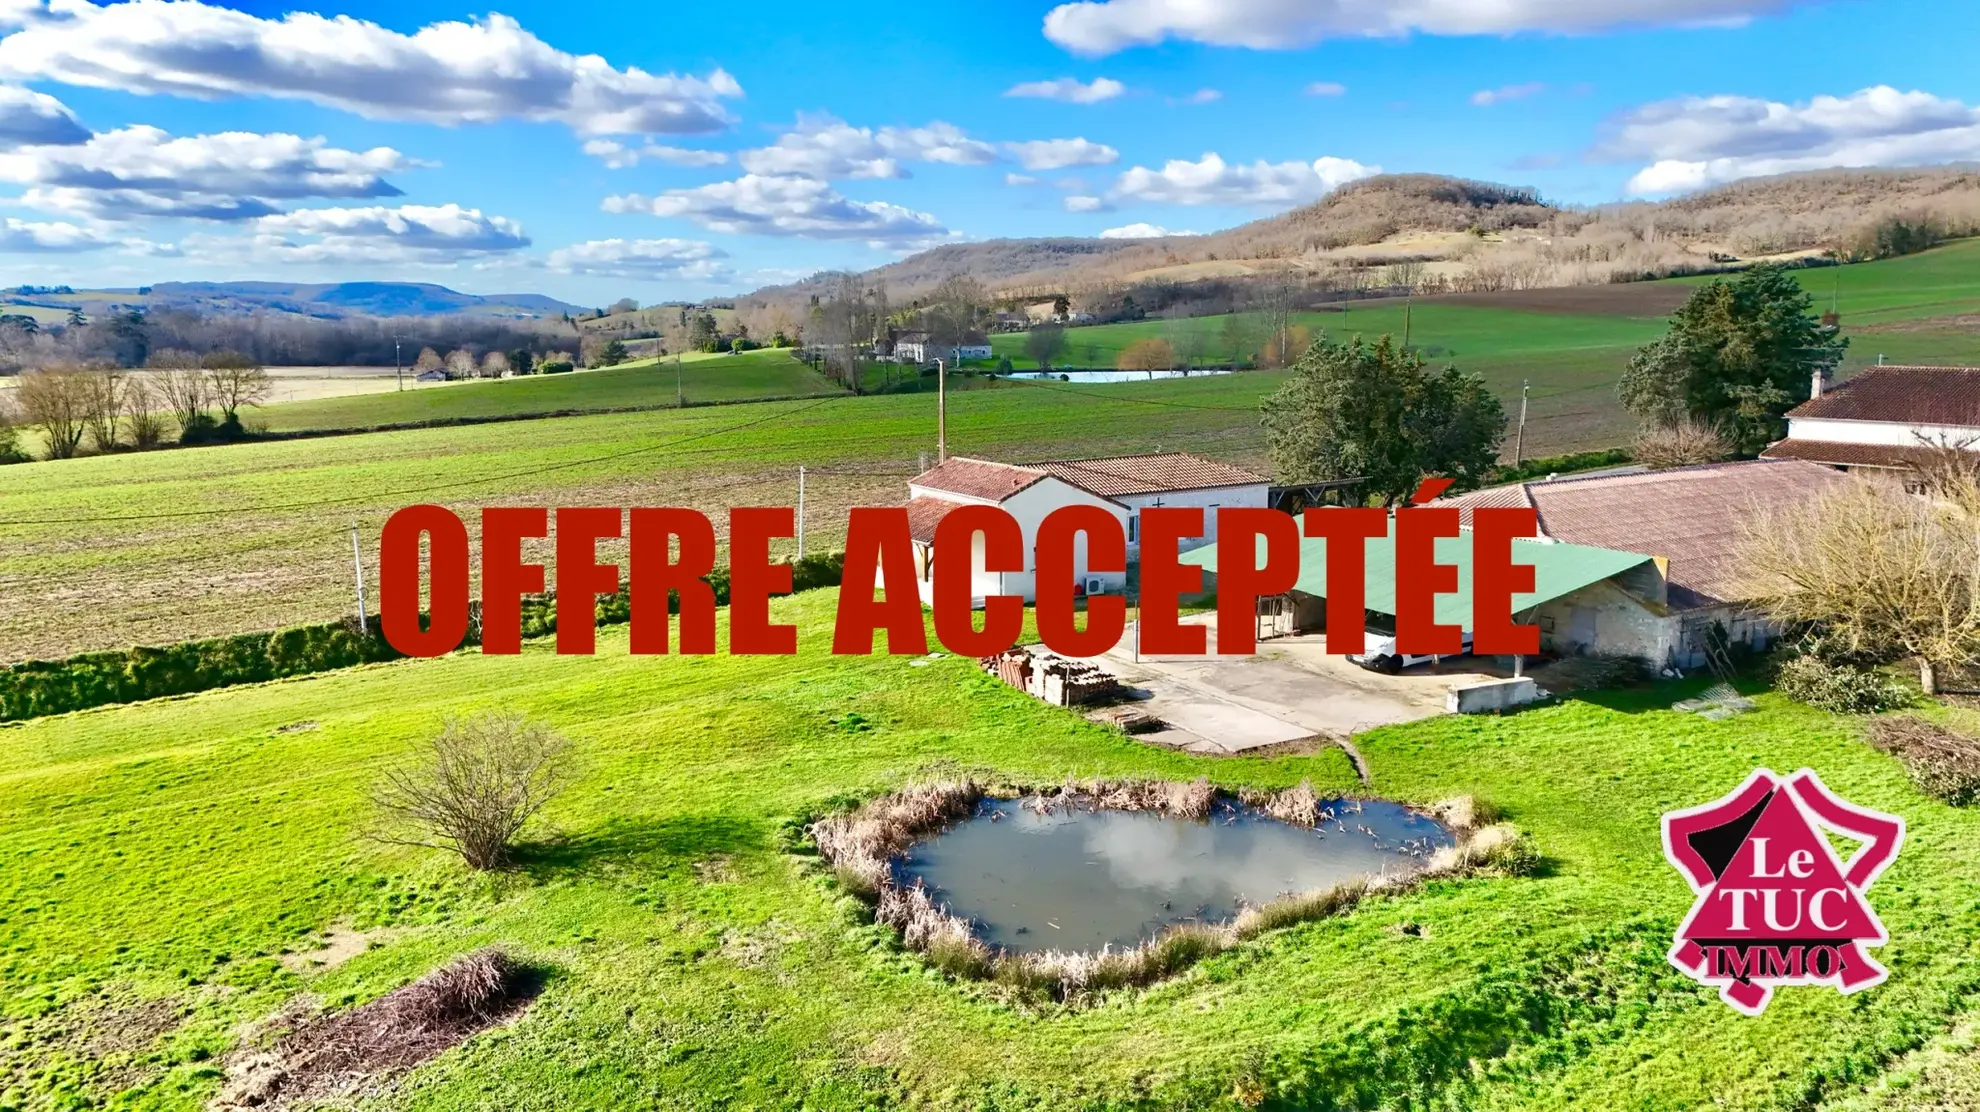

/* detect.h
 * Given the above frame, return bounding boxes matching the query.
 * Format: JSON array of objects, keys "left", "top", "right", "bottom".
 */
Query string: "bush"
[
  {"left": 1775, "top": 654, "right": 1912, "bottom": 714},
  {"left": 539, "top": 361, "right": 575, "bottom": 375},
  {"left": 372, "top": 712, "right": 572, "bottom": 869},
  {"left": 1489, "top": 447, "right": 1631, "bottom": 485},
  {"left": 1867, "top": 717, "right": 1980, "bottom": 805}
]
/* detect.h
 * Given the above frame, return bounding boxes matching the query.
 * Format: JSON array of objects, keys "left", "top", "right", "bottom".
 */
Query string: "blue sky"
[{"left": 0, "top": 0, "right": 1975, "bottom": 304}]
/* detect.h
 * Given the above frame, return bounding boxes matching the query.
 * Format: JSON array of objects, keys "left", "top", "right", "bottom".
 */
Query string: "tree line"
[{"left": 0, "top": 307, "right": 581, "bottom": 372}]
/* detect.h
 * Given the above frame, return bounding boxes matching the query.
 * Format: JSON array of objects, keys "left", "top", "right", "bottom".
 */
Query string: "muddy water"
[{"left": 894, "top": 797, "right": 1453, "bottom": 953}]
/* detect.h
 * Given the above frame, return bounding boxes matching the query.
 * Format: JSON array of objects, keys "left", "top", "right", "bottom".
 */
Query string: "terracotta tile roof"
[
  {"left": 1433, "top": 483, "right": 1536, "bottom": 529},
  {"left": 1023, "top": 452, "right": 1266, "bottom": 498},
  {"left": 908, "top": 457, "right": 1049, "bottom": 502},
  {"left": 903, "top": 496, "right": 966, "bottom": 543},
  {"left": 1789, "top": 365, "right": 1980, "bottom": 425},
  {"left": 1759, "top": 438, "right": 1955, "bottom": 470},
  {"left": 1439, "top": 459, "right": 1848, "bottom": 610}
]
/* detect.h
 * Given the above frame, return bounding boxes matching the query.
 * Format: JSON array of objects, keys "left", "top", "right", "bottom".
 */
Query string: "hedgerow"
[{"left": 0, "top": 551, "right": 845, "bottom": 721}]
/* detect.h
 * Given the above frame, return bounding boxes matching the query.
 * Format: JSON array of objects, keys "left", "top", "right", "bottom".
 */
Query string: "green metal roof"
[{"left": 1180, "top": 522, "right": 1655, "bottom": 629}]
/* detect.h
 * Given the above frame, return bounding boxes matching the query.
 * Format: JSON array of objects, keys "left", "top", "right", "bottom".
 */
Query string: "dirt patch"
[
  {"left": 692, "top": 855, "right": 739, "bottom": 884},
  {"left": 216, "top": 947, "right": 539, "bottom": 1111},
  {"left": 1421, "top": 284, "right": 1693, "bottom": 318},
  {"left": 278, "top": 923, "right": 384, "bottom": 975}
]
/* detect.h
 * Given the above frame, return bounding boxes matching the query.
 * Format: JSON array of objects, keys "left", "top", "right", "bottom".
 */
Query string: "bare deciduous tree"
[
  {"left": 1024, "top": 322, "right": 1066, "bottom": 370},
  {"left": 148, "top": 348, "right": 208, "bottom": 434},
  {"left": 1631, "top": 417, "right": 1733, "bottom": 470},
  {"left": 371, "top": 712, "right": 573, "bottom": 870},
  {"left": 77, "top": 364, "right": 122, "bottom": 452},
  {"left": 15, "top": 365, "right": 90, "bottom": 459},
  {"left": 1743, "top": 474, "right": 1980, "bottom": 695},
  {"left": 201, "top": 350, "right": 270, "bottom": 422},
  {"left": 925, "top": 274, "right": 989, "bottom": 363},
  {"left": 445, "top": 348, "right": 477, "bottom": 379},
  {"left": 413, "top": 346, "right": 445, "bottom": 374},
  {"left": 121, "top": 372, "right": 166, "bottom": 448},
  {"left": 480, "top": 350, "right": 511, "bottom": 378}
]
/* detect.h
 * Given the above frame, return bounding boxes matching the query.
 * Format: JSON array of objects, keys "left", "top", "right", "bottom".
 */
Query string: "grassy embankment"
[{"left": 2, "top": 592, "right": 1977, "bottom": 1109}]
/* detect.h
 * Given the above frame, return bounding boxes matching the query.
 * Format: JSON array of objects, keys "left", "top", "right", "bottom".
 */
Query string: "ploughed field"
[{"left": 3, "top": 592, "right": 1978, "bottom": 1109}]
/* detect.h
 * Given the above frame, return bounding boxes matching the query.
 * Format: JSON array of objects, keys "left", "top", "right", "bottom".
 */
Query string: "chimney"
[{"left": 1811, "top": 367, "right": 1830, "bottom": 400}]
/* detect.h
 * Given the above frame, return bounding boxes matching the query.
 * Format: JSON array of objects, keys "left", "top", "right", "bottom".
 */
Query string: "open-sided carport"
[{"left": 1180, "top": 523, "right": 1658, "bottom": 671}]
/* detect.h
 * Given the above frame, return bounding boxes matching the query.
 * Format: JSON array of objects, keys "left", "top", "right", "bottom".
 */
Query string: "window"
[{"left": 1127, "top": 513, "right": 1137, "bottom": 543}]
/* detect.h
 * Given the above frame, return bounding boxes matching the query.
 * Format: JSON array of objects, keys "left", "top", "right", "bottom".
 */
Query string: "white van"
[{"left": 1348, "top": 627, "right": 1474, "bottom": 674}]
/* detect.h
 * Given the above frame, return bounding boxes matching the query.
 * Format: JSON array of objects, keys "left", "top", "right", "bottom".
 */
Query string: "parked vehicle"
[{"left": 1348, "top": 629, "right": 1475, "bottom": 674}]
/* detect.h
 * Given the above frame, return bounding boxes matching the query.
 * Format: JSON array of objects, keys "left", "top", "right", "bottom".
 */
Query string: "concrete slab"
[{"left": 1066, "top": 614, "right": 1497, "bottom": 754}]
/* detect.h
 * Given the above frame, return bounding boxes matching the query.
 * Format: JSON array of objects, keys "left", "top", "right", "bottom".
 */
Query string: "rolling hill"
[
  {"left": 0, "top": 281, "right": 587, "bottom": 321},
  {"left": 734, "top": 166, "right": 1980, "bottom": 316}
]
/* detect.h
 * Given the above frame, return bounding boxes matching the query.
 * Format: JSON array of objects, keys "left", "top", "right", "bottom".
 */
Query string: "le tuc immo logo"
[{"left": 1662, "top": 770, "right": 1905, "bottom": 1015}]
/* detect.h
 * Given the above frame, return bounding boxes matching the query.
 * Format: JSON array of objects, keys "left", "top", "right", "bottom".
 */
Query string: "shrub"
[
  {"left": 1631, "top": 418, "right": 1731, "bottom": 471},
  {"left": 1867, "top": 717, "right": 1980, "bottom": 805},
  {"left": 371, "top": 712, "right": 572, "bottom": 870},
  {"left": 1775, "top": 654, "right": 1912, "bottom": 714},
  {"left": 539, "top": 361, "right": 575, "bottom": 375}
]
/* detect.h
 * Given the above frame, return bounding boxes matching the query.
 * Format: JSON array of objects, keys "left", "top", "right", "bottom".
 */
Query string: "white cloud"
[
  {"left": 1064, "top": 194, "right": 1108, "bottom": 212},
  {"left": 1471, "top": 82, "right": 1546, "bottom": 106},
  {"left": 605, "top": 174, "right": 951, "bottom": 248},
  {"left": 1599, "top": 85, "right": 1980, "bottom": 196},
  {"left": 1004, "top": 172, "right": 1039, "bottom": 186},
  {"left": 1004, "top": 137, "right": 1119, "bottom": 171},
  {"left": 736, "top": 114, "right": 995, "bottom": 180},
  {"left": 244, "top": 203, "right": 529, "bottom": 262},
  {"left": 1099, "top": 222, "right": 1198, "bottom": 238},
  {"left": 0, "top": 214, "right": 108, "bottom": 250},
  {"left": 1175, "top": 88, "right": 1221, "bottom": 104},
  {"left": 545, "top": 237, "right": 731, "bottom": 281},
  {"left": 1041, "top": 0, "right": 1806, "bottom": 54},
  {"left": 1110, "top": 152, "right": 1380, "bottom": 206},
  {"left": 0, "top": 1, "right": 742, "bottom": 136},
  {"left": 0, "top": 84, "right": 86, "bottom": 146},
  {"left": 1305, "top": 81, "right": 1347, "bottom": 97},
  {"left": 0, "top": 125, "right": 412, "bottom": 220},
  {"left": 582, "top": 138, "right": 728, "bottom": 169},
  {"left": 1004, "top": 77, "right": 1126, "bottom": 104}
]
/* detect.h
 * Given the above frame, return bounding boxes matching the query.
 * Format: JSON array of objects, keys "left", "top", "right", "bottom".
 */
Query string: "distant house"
[
  {"left": 1761, "top": 364, "right": 1980, "bottom": 473},
  {"left": 414, "top": 369, "right": 449, "bottom": 382},
  {"left": 1435, "top": 459, "right": 1849, "bottom": 668},
  {"left": 898, "top": 452, "right": 1268, "bottom": 603},
  {"left": 895, "top": 330, "right": 992, "bottom": 364}
]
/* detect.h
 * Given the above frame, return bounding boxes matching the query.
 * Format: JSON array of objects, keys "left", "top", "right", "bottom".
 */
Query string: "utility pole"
[
  {"left": 1514, "top": 379, "right": 1530, "bottom": 465},
  {"left": 796, "top": 466, "right": 807, "bottom": 558},
  {"left": 350, "top": 523, "right": 369, "bottom": 634},
  {"left": 1401, "top": 296, "right": 1412, "bottom": 350},
  {"left": 676, "top": 353, "right": 684, "bottom": 408},
  {"left": 393, "top": 338, "right": 403, "bottom": 391},
  {"left": 936, "top": 357, "right": 947, "bottom": 462}
]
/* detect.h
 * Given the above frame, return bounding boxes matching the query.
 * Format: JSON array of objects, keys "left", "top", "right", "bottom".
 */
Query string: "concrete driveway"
[{"left": 1072, "top": 614, "right": 1497, "bottom": 756}]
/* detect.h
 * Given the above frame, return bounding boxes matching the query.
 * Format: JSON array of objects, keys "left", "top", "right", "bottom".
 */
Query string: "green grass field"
[
  {"left": 3, "top": 592, "right": 1976, "bottom": 1109},
  {"left": 251, "top": 350, "right": 840, "bottom": 433}
]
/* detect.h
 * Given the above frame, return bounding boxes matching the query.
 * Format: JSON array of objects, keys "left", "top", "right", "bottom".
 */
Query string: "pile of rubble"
[{"left": 980, "top": 647, "right": 1122, "bottom": 707}]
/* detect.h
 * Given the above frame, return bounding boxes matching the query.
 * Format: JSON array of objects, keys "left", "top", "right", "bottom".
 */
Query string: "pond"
[
  {"left": 1008, "top": 369, "right": 1233, "bottom": 384},
  {"left": 893, "top": 797, "right": 1453, "bottom": 953}
]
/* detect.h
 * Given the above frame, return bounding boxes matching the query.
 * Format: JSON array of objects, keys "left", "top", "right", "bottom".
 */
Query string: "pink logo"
[{"left": 1662, "top": 768, "right": 1904, "bottom": 1015}]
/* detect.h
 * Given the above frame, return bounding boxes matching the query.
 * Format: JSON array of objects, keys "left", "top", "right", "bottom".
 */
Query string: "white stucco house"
[
  {"left": 1761, "top": 364, "right": 1980, "bottom": 474},
  {"left": 894, "top": 330, "right": 993, "bottom": 364},
  {"left": 899, "top": 452, "right": 1270, "bottom": 604}
]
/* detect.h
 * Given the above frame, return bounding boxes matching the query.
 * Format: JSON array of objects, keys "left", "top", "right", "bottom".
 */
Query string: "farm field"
[
  {"left": 2, "top": 591, "right": 1976, "bottom": 1109},
  {"left": 251, "top": 350, "right": 840, "bottom": 432},
  {"left": 1, "top": 373, "right": 1288, "bottom": 660}
]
